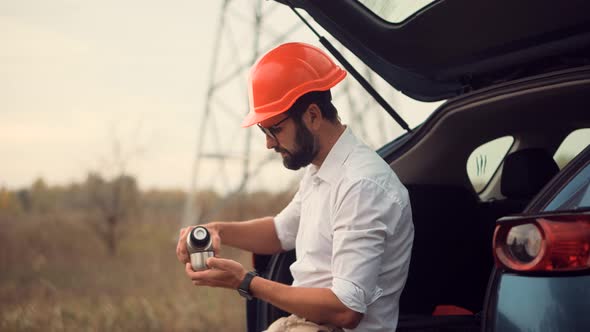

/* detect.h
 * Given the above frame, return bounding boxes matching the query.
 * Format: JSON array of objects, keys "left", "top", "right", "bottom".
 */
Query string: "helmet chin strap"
[{"left": 284, "top": 0, "right": 412, "bottom": 133}]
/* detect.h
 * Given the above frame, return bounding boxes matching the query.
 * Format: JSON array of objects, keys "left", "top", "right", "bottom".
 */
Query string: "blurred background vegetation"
[{"left": 0, "top": 174, "right": 294, "bottom": 331}]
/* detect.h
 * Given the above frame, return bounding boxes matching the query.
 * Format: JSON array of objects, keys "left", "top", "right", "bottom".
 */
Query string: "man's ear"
[{"left": 306, "top": 103, "right": 322, "bottom": 130}]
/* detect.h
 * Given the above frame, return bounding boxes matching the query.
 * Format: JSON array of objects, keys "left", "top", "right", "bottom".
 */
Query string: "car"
[{"left": 247, "top": 1, "right": 590, "bottom": 331}]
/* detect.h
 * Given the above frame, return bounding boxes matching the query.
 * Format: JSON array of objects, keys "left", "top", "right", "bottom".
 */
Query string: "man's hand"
[
  {"left": 184, "top": 257, "right": 247, "bottom": 289},
  {"left": 176, "top": 223, "right": 222, "bottom": 264}
]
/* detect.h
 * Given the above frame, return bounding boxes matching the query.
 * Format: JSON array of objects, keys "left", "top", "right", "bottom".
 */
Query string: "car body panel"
[{"left": 491, "top": 273, "right": 590, "bottom": 332}]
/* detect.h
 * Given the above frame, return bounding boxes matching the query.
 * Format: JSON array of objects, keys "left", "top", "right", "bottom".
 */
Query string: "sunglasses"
[{"left": 257, "top": 114, "right": 291, "bottom": 141}]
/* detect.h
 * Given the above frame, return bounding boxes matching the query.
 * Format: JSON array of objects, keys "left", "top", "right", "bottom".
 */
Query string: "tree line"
[{"left": 0, "top": 173, "right": 294, "bottom": 255}]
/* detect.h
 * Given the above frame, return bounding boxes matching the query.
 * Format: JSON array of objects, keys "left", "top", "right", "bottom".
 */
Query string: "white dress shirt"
[{"left": 274, "top": 127, "right": 414, "bottom": 331}]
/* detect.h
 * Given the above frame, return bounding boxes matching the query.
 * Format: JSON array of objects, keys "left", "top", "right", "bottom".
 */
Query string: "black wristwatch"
[{"left": 237, "top": 271, "right": 258, "bottom": 300}]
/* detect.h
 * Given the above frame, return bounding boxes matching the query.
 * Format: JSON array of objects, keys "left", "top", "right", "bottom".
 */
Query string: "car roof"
[{"left": 276, "top": 0, "right": 590, "bottom": 102}]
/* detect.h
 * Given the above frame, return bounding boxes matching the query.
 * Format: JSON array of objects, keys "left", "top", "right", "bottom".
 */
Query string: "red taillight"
[{"left": 493, "top": 213, "right": 590, "bottom": 272}]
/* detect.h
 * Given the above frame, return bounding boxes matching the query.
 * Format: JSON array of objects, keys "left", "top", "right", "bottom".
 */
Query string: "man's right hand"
[{"left": 176, "top": 223, "right": 222, "bottom": 264}]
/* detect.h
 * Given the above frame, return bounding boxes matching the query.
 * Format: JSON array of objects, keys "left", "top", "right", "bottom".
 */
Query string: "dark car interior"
[
  {"left": 396, "top": 151, "right": 561, "bottom": 331},
  {"left": 388, "top": 67, "right": 590, "bottom": 331}
]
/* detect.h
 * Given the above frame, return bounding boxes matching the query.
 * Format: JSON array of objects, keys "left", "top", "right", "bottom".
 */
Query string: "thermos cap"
[
  {"left": 194, "top": 227, "right": 207, "bottom": 240},
  {"left": 189, "top": 226, "right": 211, "bottom": 248}
]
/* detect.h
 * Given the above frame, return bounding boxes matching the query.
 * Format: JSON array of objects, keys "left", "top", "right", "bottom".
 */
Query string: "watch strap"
[{"left": 238, "top": 271, "right": 258, "bottom": 300}]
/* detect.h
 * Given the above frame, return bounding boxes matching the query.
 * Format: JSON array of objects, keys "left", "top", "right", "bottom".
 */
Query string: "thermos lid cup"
[{"left": 189, "top": 226, "right": 211, "bottom": 248}]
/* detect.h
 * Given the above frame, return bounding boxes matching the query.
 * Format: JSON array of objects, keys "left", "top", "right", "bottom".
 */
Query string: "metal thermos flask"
[{"left": 186, "top": 226, "right": 214, "bottom": 271}]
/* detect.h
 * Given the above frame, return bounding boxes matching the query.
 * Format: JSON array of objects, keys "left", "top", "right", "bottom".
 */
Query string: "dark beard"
[{"left": 275, "top": 121, "right": 318, "bottom": 170}]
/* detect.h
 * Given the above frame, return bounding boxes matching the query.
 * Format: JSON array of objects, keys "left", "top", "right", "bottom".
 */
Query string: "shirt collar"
[{"left": 314, "top": 126, "right": 357, "bottom": 185}]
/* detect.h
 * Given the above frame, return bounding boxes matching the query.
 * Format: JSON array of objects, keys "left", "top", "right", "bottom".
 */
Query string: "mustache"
[{"left": 274, "top": 146, "right": 289, "bottom": 154}]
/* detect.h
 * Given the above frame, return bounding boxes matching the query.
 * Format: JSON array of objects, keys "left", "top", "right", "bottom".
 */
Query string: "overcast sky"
[
  {"left": 1, "top": 0, "right": 439, "bottom": 192},
  {"left": 2, "top": 0, "right": 224, "bottom": 190}
]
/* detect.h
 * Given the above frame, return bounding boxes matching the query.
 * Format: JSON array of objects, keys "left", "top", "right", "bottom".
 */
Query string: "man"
[{"left": 176, "top": 42, "right": 414, "bottom": 331}]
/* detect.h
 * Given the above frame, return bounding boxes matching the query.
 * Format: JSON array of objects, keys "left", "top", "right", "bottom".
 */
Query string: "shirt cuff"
[{"left": 331, "top": 277, "right": 383, "bottom": 314}]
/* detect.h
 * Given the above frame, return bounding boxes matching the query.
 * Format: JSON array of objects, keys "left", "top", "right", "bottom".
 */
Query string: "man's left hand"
[{"left": 184, "top": 257, "right": 247, "bottom": 289}]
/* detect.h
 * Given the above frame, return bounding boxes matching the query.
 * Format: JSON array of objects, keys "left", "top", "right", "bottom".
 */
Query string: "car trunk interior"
[{"left": 392, "top": 66, "right": 590, "bottom": 331}]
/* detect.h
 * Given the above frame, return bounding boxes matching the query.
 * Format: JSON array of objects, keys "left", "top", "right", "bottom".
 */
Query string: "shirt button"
[{"left": 312, "top": 177, "right": 321, "bottom": 186}]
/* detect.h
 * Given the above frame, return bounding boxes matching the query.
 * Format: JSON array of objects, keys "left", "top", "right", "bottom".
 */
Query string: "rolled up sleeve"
[
  {"left": 330, "top": 179, "right": 400, "bottom": 312},
  {"left": 332, "top": 277, "right": 384, "bottom": 313}
]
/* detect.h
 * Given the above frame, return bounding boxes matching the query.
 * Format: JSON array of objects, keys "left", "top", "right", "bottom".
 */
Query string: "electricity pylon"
[{"left": 183, "top": 0, "right": 400, "bottom": 226}]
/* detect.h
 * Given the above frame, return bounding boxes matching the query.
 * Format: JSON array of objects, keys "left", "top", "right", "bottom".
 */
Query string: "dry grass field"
[
  {"left": 0, "top": 187, "right": 293, "bottom": 332},
  {"left": 0, "top": 213, "right": 251, "bottom": 331}
]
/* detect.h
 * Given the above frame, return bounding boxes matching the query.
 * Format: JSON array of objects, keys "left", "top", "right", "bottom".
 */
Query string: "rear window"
[
  {"left": 543, "top": 159, "right": 590, "bottom": 212},
  {"left": 357, "top": 0, "right": 437, "bottom": 23}
]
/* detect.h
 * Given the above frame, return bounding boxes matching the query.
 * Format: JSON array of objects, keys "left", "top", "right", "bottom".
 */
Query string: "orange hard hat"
[{"left": 241, "top": 42, "right": 347, "bottom": 127}]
